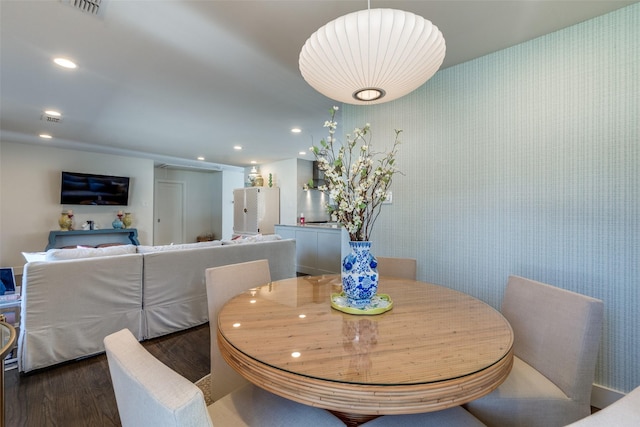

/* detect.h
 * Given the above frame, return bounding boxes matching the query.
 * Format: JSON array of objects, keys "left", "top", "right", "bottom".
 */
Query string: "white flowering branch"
[{"left": 311, "top": 106, "right": 401, "bottom": 241}]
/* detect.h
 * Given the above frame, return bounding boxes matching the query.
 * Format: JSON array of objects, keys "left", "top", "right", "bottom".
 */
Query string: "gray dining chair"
[
  {"left": 464, "top": 275, "right": 604, "bottom": 427},
  {"left": 205, "top": 259, "right": 271, "bottom": 402},
  {"left": 564, "top": 386, "right": 640, "bottom": 426},
  {"left": 375, "top": 256, "right": 417, "bottom": 280},
  {"left": 104, "top": 328, "right": 344, "bottom": 427},
  {"left": 361, "top": 408, "right": 486, "bottom": 426}
]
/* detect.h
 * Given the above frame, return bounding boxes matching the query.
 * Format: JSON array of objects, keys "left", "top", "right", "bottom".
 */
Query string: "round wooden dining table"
[{"left": 217, "top": 275, "right": 513, "bottom": 426}]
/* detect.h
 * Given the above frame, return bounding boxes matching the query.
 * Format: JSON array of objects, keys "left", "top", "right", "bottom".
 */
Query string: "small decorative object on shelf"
[
  {"left": 58, "top": 209, "right": 75, "bottom": 231},
  {"left": 268, "top": 173, "right": 273, "bottom": 188},
  {"left": 311, "top": 106, "right": 401, "bottom": 311},
  {"left": 112, "top": 211, "right": 124, "bottom": 229},
  {"left": 248, "top": 166, "right": 259, "bottom": 186},
  {"left": 81, "top": 220, "right": 96, "bottom": 231},
  {"left": 58, "top": 211, "right": 72, "bottom": 231},
  {"left": 122, "top": 212, "right": 133, "bottom": 229}
]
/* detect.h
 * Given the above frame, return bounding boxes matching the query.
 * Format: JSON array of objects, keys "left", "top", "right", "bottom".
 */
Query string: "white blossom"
[{"left": 310, "top": 108, "right": 402, "bottom": 241}]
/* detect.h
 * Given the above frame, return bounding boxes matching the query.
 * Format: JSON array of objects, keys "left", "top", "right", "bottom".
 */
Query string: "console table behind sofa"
[{"left": 46, "top": 229, "right": 140, "bottom": 250}]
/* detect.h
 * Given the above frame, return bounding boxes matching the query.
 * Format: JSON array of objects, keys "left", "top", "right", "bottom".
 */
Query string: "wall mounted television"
[{"left": 60, "top": 171, "right": 130, "bottom": 206}]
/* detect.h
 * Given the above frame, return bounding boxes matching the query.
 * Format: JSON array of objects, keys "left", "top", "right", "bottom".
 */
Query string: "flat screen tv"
[{"left": 60, "top": 171, "right": 130, "bottom": 206}]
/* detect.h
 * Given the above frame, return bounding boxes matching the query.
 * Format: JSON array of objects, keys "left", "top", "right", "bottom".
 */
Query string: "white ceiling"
[{"left": 1, "top": 0, "right": 635, "bottom": 169}]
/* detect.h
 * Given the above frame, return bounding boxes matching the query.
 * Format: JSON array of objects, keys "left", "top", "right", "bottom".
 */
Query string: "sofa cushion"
[
  {"left": 221, "top": 234, "right": 281, "bottom": 245},
  {"left": 136, "top": 240, "right": 222, "bottom": 253},
  {"left": 95, "top": 242, "right": 127, "bottom": 248},
  {"left": 22, "top": 252, "right": 47, "bottom": 263},
  {"left": 45, "top": 244, "right": 137, "bottom": 261}
]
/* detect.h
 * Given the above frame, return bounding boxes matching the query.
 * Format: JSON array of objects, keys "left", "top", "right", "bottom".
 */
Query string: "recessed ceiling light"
[
  {"left": 53, "top": 57, "right": 77, "bottom": 69},
  {"left": 197, "top": 156, "right": 205, "bottom": 161},
  {"left": 44, "top": 110, "right": 62, "bottom": 117},
  {"left": 299, "top": 151, "right": 306, "bottom": 155},
  {"left": 39, "top": 134, "right": 52, "bottom": 139},
  {"left": 250, "top": 160, "right": 257, "bottom": 164},
  {"left": 233, "top": 145, "right": 242, "bottom": 150},
  {"left": 291, "top": 128, "right": 302, "bottom": 133}
]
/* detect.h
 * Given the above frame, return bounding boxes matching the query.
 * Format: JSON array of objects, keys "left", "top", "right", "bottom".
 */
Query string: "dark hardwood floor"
[{"left": 5, "top": 323, "right": 210, "bottom": 427}]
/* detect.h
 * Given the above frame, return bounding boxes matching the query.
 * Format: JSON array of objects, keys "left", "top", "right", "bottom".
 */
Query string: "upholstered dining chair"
[
  {"left": 104, "top": 328, "right": 344, "bottom": 427},
  {"left": 361, "top": 408, "right": 486, "bottom": 426},
  {"left": 564, "top": 386, "right": 640, "bottom": 426},
  {"left": 464, "top": 275, "right": 604, "bottom": 427},
  {"left": 205, "top": 259, "right": 272, "bottom": 402},
  {"left": 375, "top": 256, "right": 417, "bottom": 280}
]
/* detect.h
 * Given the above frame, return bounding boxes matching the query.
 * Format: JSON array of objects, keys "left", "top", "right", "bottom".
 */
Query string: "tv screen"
[{"left": 60, "top": 171, "right": 130, "bottom": 206}]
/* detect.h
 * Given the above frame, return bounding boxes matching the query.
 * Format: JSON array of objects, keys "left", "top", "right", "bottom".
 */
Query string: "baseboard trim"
[{"left": 592, "top": 384, "right": 625, "bottom": 409}]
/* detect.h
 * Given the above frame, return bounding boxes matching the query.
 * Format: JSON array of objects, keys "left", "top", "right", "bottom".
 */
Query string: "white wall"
[{"left": 0, "top": 142, "right": 154, "bottom": 270}]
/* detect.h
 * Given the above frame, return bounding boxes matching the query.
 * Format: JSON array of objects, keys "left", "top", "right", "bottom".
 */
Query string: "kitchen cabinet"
[
  {"left": 233, "top": 187, "right": 280, "bottom": 235},
  {"left": 275, "top": 224, "right": 349, "bottom": 275}
]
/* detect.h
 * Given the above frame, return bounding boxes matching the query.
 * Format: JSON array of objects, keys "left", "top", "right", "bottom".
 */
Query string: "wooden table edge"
[{"left": 218, "top": 329, "right": 514, "bottom": 417}]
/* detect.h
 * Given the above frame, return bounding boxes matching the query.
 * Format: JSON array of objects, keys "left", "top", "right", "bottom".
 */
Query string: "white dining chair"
[
  {"left": 104, "top": 328, "right": 345, "bottom": 427},
  {"left": 564, "top": 386, "right": 640, "bottom": 426},
  {"left": 375, "top": 256, "right": 417, "bottom": 280},
  {"left": 205, "top": 259, "right": 271, "bottom": 402},
  {"left": 464, "top": 275, "right": 604, "bottom": 427}
]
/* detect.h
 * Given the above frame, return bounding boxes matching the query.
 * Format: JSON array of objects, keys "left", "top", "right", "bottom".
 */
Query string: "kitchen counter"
[
  {"left": 274, "top": 224, "right": 349, "bottom": 275},
  {"left": 295, "top": 222, "right": 341, "bottom": 228}
]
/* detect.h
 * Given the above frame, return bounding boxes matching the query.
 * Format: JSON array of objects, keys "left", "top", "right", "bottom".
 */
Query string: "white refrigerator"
[{"left": 233, "top": 187, "right": 280, "bottom": 235}]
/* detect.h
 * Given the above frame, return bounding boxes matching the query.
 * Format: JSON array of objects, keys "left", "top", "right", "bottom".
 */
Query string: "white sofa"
[
  {"left": 18, "top": 238, "right": 296, "bottom": 373},
  {"left": 140, "top": 239, "right": 296, "bottom": 339}
]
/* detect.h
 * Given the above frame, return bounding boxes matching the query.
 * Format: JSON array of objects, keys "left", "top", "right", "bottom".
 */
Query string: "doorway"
[{"left": 154, "top": 180, "right": 186, "bottom": 245}]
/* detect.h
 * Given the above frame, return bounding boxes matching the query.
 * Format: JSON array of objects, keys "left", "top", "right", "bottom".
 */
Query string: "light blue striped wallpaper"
[{"left": 343, "top": 3, "right": 639, "bottom": 393}]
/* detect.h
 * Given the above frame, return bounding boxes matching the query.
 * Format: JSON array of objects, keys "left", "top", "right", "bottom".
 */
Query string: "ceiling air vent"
[
  {"left": 41, "top": 113, "right": 62, "bottom": 124},
  {"left": 62, "top": 0, "right": 107, "bottom": 17}
]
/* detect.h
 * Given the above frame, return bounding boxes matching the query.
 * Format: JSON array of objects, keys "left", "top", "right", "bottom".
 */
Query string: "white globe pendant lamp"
[{"left": 299, "top": 6, "right": 446, "bottom": 105}]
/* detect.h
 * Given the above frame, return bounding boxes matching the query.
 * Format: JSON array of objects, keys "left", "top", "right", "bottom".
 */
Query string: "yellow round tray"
[{"left": 331, "top": 293, "right": 393, "bottom": 315}]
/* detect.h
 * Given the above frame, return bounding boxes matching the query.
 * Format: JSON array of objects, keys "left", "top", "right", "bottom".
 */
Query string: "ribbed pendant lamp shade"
[{"left": 299, "top": 8, "right": 446, "bottom": 104}]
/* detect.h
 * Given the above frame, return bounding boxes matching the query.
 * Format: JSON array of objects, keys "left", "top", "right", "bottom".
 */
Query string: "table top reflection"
[
  {"left": 217, "top": 275, "right": 513, "bottom": 421},
  {"left": 0, "top": 323, "right": 15, "bottom": 359}
]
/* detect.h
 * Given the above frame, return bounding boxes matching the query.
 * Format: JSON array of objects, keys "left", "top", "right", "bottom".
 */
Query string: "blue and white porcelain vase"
[{"left": 341, "top": 241, "right": 379, "bottom": 308}]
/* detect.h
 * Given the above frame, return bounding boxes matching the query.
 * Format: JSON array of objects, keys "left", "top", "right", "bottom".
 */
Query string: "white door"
[
  {"left": 154, "top": 180, "right": 186, "bottom": 245},
  {"left": 245, "top": 188, "right": 260, "bottom": 233},
  {"left": 233, "top": 189, "right": 246, "bottom": 234}
]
